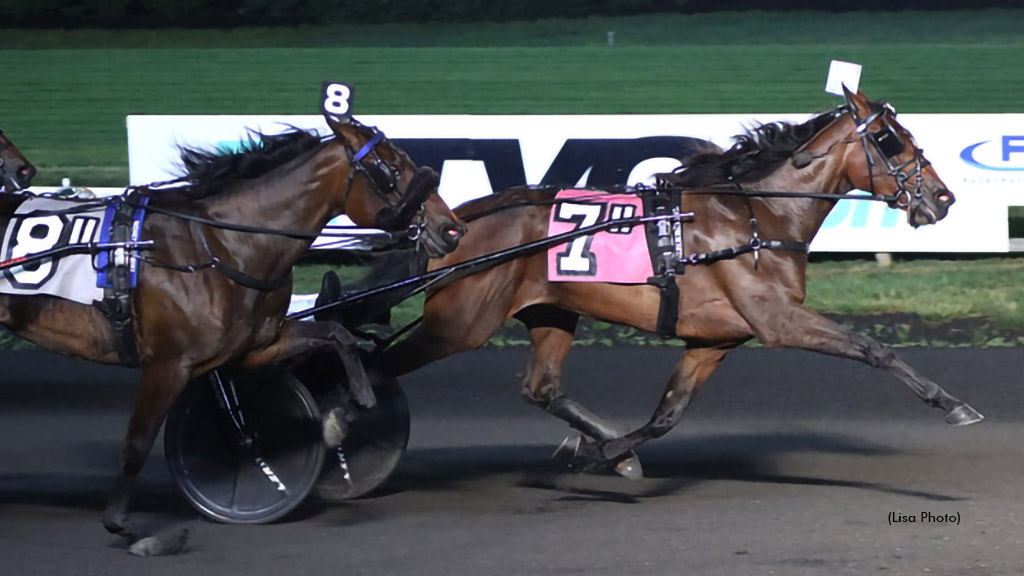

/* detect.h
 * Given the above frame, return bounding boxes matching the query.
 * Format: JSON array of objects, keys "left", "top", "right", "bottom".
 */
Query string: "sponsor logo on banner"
[
  {"left": 960, "top": 136, "right": 1024, "bottom": 171},
  {"left": 127, "top": 114, "right": 1021, "bottom": 252},
  {"left": 958, "top": 134, "right": 1024, "bottom": 193}
]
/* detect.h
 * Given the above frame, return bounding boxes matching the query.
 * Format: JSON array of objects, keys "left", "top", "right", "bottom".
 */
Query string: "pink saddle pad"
[{"left": 547, "top": 189, "right": 653, "bottom": 284}]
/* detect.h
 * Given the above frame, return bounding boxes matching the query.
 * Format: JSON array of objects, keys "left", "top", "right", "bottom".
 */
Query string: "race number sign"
[
  {"left": 321, "top": 82, "right": 354, "bottom": 120},
  {"left": 547, "top": 189, "right": 653, "bottom": 284}
]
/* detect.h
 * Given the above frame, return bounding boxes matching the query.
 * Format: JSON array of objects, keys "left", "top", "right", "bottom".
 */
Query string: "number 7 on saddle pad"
[{"left": 547, "top": 189, "right": 654, "bottom": 284}]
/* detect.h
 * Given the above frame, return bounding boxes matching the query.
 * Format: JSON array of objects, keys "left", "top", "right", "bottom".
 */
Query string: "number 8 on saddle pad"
[{"left": 0, "top": 197, "right": 147, "bottom": 304}]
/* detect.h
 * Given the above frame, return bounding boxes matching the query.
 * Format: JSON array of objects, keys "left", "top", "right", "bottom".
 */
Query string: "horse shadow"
[
  {"left": 0, "top": 429, "right": 963, "bottom": 530},
  {"left": 382, "top": 430, "right": 963, "bottom": 505}
]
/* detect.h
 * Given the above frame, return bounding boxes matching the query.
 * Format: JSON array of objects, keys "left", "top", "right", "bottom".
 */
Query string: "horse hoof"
[
  {"left": 323, "top": 408, "right": 348, "bottom": 448},
  {"left": 553, "top": 433, "right": 581, "bottom": 464},
  {"left": 129, "top": 525, "right": 191, "bottom": 557},
  {"left": 614, "top": 453, "right": 644, "bottom": 480},
  {"left": 945, "top": 403, "right": 984, "bottom": 427}
]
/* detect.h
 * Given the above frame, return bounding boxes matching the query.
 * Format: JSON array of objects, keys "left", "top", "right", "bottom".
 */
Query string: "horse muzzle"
[
  {"left": 905, "top": 186, "right": 954, "bottom": 228},
  {"left": 1, "top": 162, "right": 36, "bottom": 193},
  {"left": 419, "top": 219, "right": 466, "bottom": 258}
]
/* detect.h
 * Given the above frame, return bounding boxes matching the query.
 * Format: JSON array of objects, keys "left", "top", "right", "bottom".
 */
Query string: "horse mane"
[
  {"left": 663, "top": 110, "right": 839, "bottom": 188},
  {"left": 455, "top": 186, "right": 558, "bottom": 221},
  {"left": 142, "top": 128, "right": 324, "bottom": 201}
]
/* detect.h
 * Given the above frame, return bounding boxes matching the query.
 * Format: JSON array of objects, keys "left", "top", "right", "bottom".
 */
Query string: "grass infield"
[{"left": 3, "top": 11, "right": 1024, "bottom": 185}]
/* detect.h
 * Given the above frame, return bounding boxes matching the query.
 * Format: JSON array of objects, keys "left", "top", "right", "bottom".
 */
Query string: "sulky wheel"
[
  {"left": 164, "top": 370, "right": 325, "bottom": 524},
  {"left": 313, "top": 378, "right": 410, "bottom": 501}
]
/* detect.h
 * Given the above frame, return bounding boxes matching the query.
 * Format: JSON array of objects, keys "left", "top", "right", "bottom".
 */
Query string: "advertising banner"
[{"left": 127, "top": 113, "right": 1024, "bottom": 252}]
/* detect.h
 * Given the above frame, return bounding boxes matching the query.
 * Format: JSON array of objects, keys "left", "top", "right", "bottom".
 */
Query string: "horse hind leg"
[{"left": 516, "top": 306, "right": 642, "bottom": 479}]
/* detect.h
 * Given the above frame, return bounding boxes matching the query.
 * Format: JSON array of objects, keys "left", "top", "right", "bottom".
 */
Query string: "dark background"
[{"left": 2, "top": 0, "right": 1013, "bottom": 28}]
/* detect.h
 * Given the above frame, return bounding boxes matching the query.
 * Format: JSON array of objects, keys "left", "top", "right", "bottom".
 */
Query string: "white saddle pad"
[{"left": 0, "top": 198, "right": 110, "bottom": 305}]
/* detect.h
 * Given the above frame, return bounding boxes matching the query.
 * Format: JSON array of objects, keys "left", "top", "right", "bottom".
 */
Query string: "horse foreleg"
[
  {"left": 241, "top": 319, "right": 375, "bottom": 409},
  {"left": 745, "top": 304, "right": 982, "bottom": 425},
  {"left": 575, "top": 345, "right": 732, "bottom": 469},
  {"left": 103, "top": 361, "right": 189, "bottom": 541},
  {"left": 517, "top": 306, "right": 643, "bottom": 477}
]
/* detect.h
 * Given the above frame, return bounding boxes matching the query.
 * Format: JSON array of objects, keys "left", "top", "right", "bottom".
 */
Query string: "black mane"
[
  {"left": 664, "top": 110, "right": 839, "bottom": 188},
  {"left": 144, "top": 128, "right": 324, "bottom": 201}
]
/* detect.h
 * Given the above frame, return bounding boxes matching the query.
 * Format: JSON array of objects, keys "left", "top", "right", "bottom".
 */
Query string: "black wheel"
[
  {"left": 314, "top": 378, "right": 410, "bottom": 501},
  {"left": 164, "top": 371, "right": 325, "bottom": 524}
]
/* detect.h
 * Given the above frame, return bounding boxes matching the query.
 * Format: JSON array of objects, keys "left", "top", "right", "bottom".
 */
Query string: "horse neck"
[
  {"left": 741, "top": 132, "right": 859, "bottom": 243},
  {"left": 199, "top": 144, "right": 349, "bottom": 273}
]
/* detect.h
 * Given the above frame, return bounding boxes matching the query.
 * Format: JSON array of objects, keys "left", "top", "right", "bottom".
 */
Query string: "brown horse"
[
  {"left": 0, "top": 116, "right": 465, "bottom": 543},
  {"left": 0, "top": 129, "right": 37, "bottom": 192},
  {"left": 374, "top": 88, "right": 981, "bottom": 477}
]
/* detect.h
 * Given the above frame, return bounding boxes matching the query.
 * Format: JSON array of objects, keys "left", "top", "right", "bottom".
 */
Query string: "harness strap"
[
  {"left": 135, "top": 201, "right": 320, "bottom": 240},
  {"left": 647, "top": 274, "right": 680, "bottom": 338},
  {"left": 193, "top": 223, "right": 293, "bottom": 291},
  {"left": 683, "top": 239, "right": 809, "bottom": 268}
]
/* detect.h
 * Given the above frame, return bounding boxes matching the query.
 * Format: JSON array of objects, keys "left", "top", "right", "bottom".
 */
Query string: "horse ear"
[
  {"left": 841, "top": 84, "right": 857, "bottom": 109},
  {"left": 842, "top": 84, "right": 871, "bottom": 120},
  {"left": 324, "top": 115, "right": 362, "bottom": 149},
  {"left": 320, "top": 81, "right": 362, "bottom": 147}
]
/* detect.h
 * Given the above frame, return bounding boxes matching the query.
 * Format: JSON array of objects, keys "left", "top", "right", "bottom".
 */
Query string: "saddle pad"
[
  {"left": 0, "top": 198, "right": 142, "bottom": 305},
  {"left": 547, "top": 189, "right": 653, "bottom": 284}
]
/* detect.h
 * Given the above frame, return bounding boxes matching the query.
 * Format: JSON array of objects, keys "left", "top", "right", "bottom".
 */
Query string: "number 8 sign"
[{"left": 321, "top": 82, "right": 354, "bottom": 119}]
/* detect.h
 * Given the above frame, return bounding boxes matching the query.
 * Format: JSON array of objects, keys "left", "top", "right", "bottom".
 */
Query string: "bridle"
[
  {"left": 338, "top": 124, "right": 437, "bottom": 244},
  {"left": 842, "top": 101, "right": 929, "bottom": 209}
]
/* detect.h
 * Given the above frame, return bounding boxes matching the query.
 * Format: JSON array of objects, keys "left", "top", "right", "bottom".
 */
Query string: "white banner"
[{"left": 126, "top": 113, "right": 1024, "bottom": 252}]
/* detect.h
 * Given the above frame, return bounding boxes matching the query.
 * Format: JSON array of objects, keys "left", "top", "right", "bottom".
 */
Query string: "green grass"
[
  {"left": 2, "top": 10, "right": 1023, "bottom": 185},
  {"left": 804, "top": 257, "right": 1024, "bottom": 327}
]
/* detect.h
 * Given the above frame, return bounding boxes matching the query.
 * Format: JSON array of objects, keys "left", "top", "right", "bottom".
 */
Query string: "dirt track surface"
[{"left": 2, "top": 347, "right": 1024, "bottom": 575}]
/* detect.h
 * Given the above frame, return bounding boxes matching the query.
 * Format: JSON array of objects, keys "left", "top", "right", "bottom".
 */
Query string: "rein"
[{"left": 458, "top": 185, "right": 903, "bottom": 224}]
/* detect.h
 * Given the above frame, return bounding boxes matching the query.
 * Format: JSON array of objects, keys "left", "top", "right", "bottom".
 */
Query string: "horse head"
[
  {"left": 324, "top": 116, "right": 466, "bottom": 257},
  {"left": 0, "top": 131, "right": 37, "bottom": 193},
  {"left": 833, "top": 87, "right": 955, "bottom": 228}
]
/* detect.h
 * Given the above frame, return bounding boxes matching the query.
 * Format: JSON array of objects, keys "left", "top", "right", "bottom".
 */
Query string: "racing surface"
[{"left": 2, "top": 347, "right": 1023, "bottom": 575}]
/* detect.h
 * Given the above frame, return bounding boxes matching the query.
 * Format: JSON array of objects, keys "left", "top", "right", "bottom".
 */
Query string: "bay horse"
[
  {"left": 0, "top": 115, "right": 465, "bottom": 544},
  {"left": 372, "top": 88, "right": 981, "bottom": 477},
  {"left": 0, "top": 129, "right": 37, "bottom": 192}
]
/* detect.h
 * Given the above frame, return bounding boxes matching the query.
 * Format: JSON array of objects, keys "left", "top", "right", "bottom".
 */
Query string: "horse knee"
[
  {"left": 751, "top": 328, "right": 786, "bottom": 349},
  {"left": 857, "top": 337, "right": 896, "bottom": 368}
]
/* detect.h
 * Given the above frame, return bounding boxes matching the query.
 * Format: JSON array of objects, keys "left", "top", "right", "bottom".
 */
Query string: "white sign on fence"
[{"left": 126, "top": 113, "right": 1024, "bottom": 252}]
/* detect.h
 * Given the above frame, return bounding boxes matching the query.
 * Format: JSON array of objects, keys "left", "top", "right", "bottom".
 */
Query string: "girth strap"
[{"left": 99, "top": 194, "right": 142, "bottom": 366}]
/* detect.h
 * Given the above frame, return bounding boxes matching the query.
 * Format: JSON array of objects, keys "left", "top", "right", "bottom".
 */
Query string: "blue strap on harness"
[{"left": 353, "top": 130, "right": 385, "bottom": 162}]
